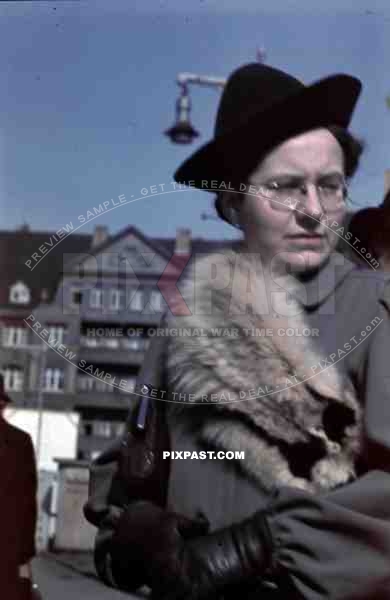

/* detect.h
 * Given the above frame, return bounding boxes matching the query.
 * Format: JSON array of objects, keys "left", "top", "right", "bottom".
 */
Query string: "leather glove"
[
  {"left": 112, "top": 500, "right": 274, "bottom": 600},
  {"left": 110, "top": 500, "right": 210, "bottom": 591},
  {"left": 157, "top": 514, "right": 274, "bottom": 600}
]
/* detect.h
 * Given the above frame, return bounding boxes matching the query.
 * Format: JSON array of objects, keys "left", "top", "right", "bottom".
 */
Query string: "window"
[
  {"left": 2, "top": 367, "right": 24, "bottom": 391},
  {"left": 124, "top": 245, "right": 138, "bottom": 260},
  {"left": 43, "top": 368, "right": 64, "bottom": 392},
  {"left": 81, "top": 336, "right": 98, "bottom": 347},
  {"left": 104, "top": 338, "right": 120, "bottom": 349},
  {"left": 118, "top": 377, "right": 136, "bottom": 393},
  {"left": 70, "top": 289, "right": 83, "bottom": 307},
  {"left": 123, "top": 337, "right": 145, "bottom": 351},
  {"left": 114, "top": 422, "right": 126, "bottom": 436},
  {"left": 95, "top": 379, "right": 114, "bottom": 393},
  {"left": 90, "top": 289, "right": 103, "bottom": 309},
  {"left": 9, "top": 282, "right": 30, "bottom": 305},
  {"left": 92, "top": 421, "right": 112, "bottom": 438},
  {"left": 47, "top": 325, "right": 66, "bottom": 345},
  {"left": 2, "top": 327, "right": 28, "bottom": 347},
  {"left": 77, "top": 375, "right": 94, "bottom": 392},
  {"left": 109, "top": 289, "right": 124, "bottom": 311},
  {"left": 150, "top": 291, "right": 164, "bottom": 312},
  {"left": 129, "top": 290, "right": 143, "bottom": 311},
  {"left": 84, "top": 423, "right": 92, "bottom": 436}
]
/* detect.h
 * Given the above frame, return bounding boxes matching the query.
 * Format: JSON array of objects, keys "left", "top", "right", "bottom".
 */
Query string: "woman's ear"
[
  {"left": 215, "top": 191, "right": 242, "bottom": 228},
  {"left": 229, "top": 192, "right": 242, "bottom": 227}
]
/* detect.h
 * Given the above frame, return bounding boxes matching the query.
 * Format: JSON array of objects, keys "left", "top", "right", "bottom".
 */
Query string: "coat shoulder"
[
  {"left": 340, "top": 267, "right": 390, "bottom": 308},
  {"left": 3, "top": 421, "right": 34, "bottom": 450}
]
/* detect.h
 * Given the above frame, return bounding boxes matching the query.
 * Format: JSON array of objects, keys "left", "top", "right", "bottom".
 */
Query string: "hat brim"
[{"left": 174, "top": 74, "right": 361, "bottom": 193}]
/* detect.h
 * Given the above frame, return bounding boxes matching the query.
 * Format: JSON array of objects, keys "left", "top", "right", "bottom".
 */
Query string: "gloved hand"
[
  {"left": 110, "top": 500, "right": 210, "bottom": 592},
  {"left": 158, "top": 514, "right": 275, "bottom": 600},
  {"left": 111, "top": 473, "right": 390, "bottom": 600},
  {"left": 112, "top": 500, "right": 274, "bottom": 600}
]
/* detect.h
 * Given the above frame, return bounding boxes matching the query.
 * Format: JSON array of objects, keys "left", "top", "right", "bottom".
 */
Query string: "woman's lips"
[{"left": 287, "top": 235, "right": 324, "bottom": 246}]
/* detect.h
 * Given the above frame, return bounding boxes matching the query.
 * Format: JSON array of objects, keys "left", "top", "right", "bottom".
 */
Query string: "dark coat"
[
  {"left": 0, "top": 419, "right": 37, "bottom": 600},
  {"left": 85, "top": 249, "right": 390, "bottom": 599}
]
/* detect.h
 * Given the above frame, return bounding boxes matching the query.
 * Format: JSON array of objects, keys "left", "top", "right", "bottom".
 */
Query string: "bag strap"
[
  {"left": 126, "top": 314, "right": 169, "bottom": 435},
  {"left": 116, "top": 315, "right": 171, "bottom": 505}
]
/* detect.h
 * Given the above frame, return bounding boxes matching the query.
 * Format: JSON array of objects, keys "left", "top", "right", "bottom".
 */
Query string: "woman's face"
[{"left": 236, "top": 128, "right": 346, "bottom": 275}]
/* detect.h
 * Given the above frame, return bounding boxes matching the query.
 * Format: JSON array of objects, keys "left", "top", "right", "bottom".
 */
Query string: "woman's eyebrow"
[
  {"left": 260, "top": 172, "right": 305, "bottom": 181},
  {"left": 317, "top": 170, "right": 345, "bottom": 178},
  {"left": 252, "top": 170, "right": 304, "bottom": 180},
  {"left": 259, "top": 169, "right": 344, "bottom": 180}
]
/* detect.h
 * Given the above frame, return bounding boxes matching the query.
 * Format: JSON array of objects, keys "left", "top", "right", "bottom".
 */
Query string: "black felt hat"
[{"left": 174, "top": 63, "right": 362, "bottom": 221}]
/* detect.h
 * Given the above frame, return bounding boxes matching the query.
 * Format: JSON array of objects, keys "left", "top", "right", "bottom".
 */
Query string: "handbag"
[
  {"left": 117, "top": 390, "right": 171, "bottom": 508},
  {"left": 84, "top": 331, "right": 171, "bottom": 528}
]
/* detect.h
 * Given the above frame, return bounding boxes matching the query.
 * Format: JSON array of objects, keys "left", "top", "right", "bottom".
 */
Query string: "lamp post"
[
  {"left": 166, "top": 51, "right": 267, "bottom": 218},
  {"left": 16, "top": 342, "right": 48, "bottom": 466},
  {"left": 164, "top": 74, "right": 226, "bottom": 144},
  {"left": 165, "top": 49, "right": 267, "bottom": 145}
]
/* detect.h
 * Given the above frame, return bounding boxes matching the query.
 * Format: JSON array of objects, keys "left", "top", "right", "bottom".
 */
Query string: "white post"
[
  {"left": 16, "top": 342, "right": 48, "bottom": 466},
  {"left": 35, "top": 344, "right": 48, "bottom": 466}
]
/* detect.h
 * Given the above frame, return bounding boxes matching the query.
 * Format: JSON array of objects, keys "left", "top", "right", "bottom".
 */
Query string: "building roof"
[
  {"left": 0, "top": 225, "right": 235, "bottom": 310},
  {"left": 0, "top": 227, "right": 92, "bottom": 308}
]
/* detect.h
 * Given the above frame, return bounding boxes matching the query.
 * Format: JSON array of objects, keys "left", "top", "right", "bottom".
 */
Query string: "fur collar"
[{"left": 165, "top": 246, "right": 362, "bottom": 493}]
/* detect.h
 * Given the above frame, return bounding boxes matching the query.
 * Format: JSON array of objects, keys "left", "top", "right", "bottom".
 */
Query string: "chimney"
[
  {"left": 91, "top": 225, "right": 109, "bottom": 249},
  {"left": 174, "top": 228, "right": 191, "bottom": 255}
]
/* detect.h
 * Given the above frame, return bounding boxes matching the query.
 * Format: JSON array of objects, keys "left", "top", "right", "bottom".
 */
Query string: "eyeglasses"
[{"left": 251, "top": 174, "right": 348, "bottom": 213}]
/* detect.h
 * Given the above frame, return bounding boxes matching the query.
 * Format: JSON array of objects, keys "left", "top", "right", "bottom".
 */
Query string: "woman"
[{"left": 85, "top": 63, "right": 390, "bottom": 599}]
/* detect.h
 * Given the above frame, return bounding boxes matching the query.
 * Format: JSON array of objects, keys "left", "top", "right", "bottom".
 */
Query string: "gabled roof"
[
  {"left": 0, "top": 228, "right": 92, "bottom": 308},
  {"left": 0, "top": 225, "right": 236, "bottom": 310}
]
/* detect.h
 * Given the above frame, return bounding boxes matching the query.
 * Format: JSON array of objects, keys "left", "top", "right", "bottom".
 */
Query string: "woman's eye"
[
  {"left": 267, "top": 181, "right": 279, "bottom": 190},
  {"left": 320, "top": 183, "right": 340, "bottom": 194},
  {"left": 276, "top": 183, "right": 299, "bottom": 192},
  {"left": 268, "top": 181, "right": 294, "bottom": 190}
]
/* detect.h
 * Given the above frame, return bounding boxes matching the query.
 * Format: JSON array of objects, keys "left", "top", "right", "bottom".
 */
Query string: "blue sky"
[{"left": 1, "top": 0, "right": 390, "bottom": 241}]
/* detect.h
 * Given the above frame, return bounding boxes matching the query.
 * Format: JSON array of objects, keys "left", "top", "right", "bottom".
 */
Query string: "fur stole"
[{"left": 165, "top": 245, "right": 363, "bottom": 494}]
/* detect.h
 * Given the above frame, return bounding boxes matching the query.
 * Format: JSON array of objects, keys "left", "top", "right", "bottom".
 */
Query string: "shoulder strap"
[
  {"left": 127, "top": 311, "right": 169, "bottom": 432},
  {"left": 117, "top": 313, "right": 171, "bottom": 506}
]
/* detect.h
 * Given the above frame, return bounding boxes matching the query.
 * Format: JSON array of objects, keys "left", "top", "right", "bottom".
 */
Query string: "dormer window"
[{"left": 9, "top": 281, "right": 30, "bottom": 305}]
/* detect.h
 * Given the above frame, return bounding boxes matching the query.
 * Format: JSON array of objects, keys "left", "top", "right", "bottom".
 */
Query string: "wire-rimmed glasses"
[{"left": 251, "top": 174, "right": 348, "bottom": 213}]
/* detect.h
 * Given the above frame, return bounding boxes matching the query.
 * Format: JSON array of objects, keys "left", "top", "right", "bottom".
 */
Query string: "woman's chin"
[{"left": 285, "top": 250, "right": 328, "bottom": 273}]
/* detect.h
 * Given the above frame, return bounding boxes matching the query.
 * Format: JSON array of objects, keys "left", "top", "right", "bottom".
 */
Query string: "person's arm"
[
  {"left": 18, "top": 434, "right": 42, "bottom": 599},
  {"left": 360, "top": 278, "right": 390, "bottom": 470},
  {"left": 108, "top": 470, "right": 390, "bottom": 600},
  {"left": 20, "top": 435, "right": 38, "bottom": 564}
]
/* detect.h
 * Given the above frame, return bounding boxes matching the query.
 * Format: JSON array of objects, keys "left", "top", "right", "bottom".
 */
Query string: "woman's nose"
[
  {"left": 294, "top": 184, "right": 323, "bottom": 228},
  {"left": 301, "top": 183, "right": 324, "bottom": 216}
]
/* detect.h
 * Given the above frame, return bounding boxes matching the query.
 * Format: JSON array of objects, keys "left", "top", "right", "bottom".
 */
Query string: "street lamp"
[
  {"left": 164, "top": 84, "right": 200, "bottom": 144},
  {"left": 13, "top": 343, "right": 48, "bottom": 466},
  {"left": 164, "top": 73, "right": 226, "bottom": 145},
  {"left": 165, "top": 50, "right": 267, "bottom": 146},
  {"left": 167, "top": 52, "right": 267, "bottom": 224}
]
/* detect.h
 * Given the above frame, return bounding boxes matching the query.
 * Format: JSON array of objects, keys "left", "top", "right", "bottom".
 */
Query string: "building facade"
[{"left": 0, "top": 223, "right": 231, "bottom": 460}]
